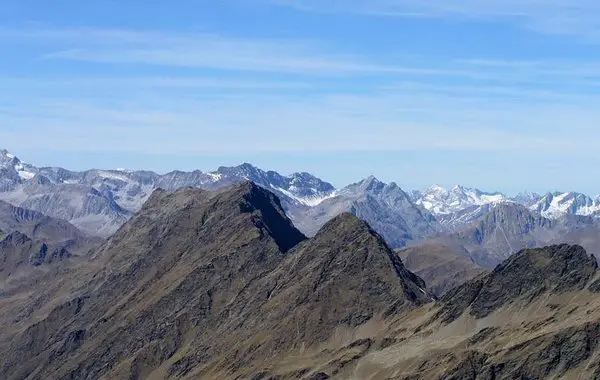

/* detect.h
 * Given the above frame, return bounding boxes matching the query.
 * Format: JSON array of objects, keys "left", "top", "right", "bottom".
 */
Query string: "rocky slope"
[
  {"left": 304, "top": 244, "right": 600, "bottom": 379},
  {"left": 454, "top": 202, "right": 556, "bottom": 268},
  {"left": 294, "top": 176, "right": 441, "bottom": 248},
  {"left": 0, "top": 182, "right": 430, "bottom": 380},
  {"left": 0, "top": 231, "right": 72, "bottom": 277}
]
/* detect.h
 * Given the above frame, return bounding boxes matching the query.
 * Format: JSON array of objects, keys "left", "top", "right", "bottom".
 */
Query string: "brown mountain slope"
[
  {"left": 397, "top": 238, "right": 487, "bottom": 297},
  {"left": 0, "top": 182, "right": 430, "bottom": 380},
  {"left": 349, "top": 244, "right": 600, "bottom": 379}
]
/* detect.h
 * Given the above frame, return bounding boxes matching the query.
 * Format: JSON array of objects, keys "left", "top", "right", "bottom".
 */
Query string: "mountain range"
[
  {"left": 2, "top": 182, "right": 600, "bottom": 379},
  {"left": 2, "top": 149, "right": 600, "bottom": 270}
]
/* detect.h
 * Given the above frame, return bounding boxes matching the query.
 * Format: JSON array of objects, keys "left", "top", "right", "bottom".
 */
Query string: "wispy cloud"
[
  {"left": 0, "top": 27, "right": 470, "bottom": 76},
  {"left": 7, "top": 26, "right": 600, "bottom": 83},
  {"left": 0, "top": 76, "right": 314, "bottom": 91},
  {"left": 269, "top": 0, "right": 600, "bottom": 40},
  {"left": 2, "top": 87, "right": 600, "bottom": 156},
  {"left": 3, "top": 26, "right": 600, "bottom": 159}
]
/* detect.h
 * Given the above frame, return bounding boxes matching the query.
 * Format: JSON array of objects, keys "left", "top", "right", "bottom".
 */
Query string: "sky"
[{"left": 2, "top": 0, "right": 600, "bottom": 194}]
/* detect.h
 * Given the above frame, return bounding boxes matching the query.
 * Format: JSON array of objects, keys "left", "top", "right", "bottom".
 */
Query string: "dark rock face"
[
  {"left": 0, "top": 231, "right": 73, "bottom": 273},
  {"left": 494, "top": 322, "right": 600, "bottom": 379},
  {"left": 437, "top": 244, "right": 598, "bottom": 323},
  {"left": 418, "top": 321, "right": 600, "bottom": 380},
  {"left": 0, "top": 183, "right": 429, "bottom": 380}
]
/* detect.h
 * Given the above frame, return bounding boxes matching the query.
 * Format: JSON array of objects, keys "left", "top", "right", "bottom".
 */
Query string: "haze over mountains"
[{"left": 2, "top": 148, "right": 600, "bottom": 270}]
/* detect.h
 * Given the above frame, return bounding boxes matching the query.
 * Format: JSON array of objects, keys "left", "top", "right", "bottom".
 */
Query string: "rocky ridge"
[{"left": 0, "top": 182, "right": 430, "bottom": 380}]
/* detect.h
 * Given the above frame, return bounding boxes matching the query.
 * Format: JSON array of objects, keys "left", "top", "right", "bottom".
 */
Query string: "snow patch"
[
  {"left": 206, "top": 172, "right": 222, "bottom": 181},
  {"left": 533, "top": 192, "right": 600, "bottom": 219},
  {"left": 17, "top": 170, "right": 35, "bottom": 180},
  {"left": 98, "top": 171, "right": 129, "bottom": 182},
  {"left": 272, "top": 186, "right": 337, "bottom": 206},
  {"left": 416, "top": 184, "right": 507, "bottom": 215}
]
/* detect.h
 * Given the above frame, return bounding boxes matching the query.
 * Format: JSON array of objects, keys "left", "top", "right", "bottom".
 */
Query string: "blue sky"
[{"left": 2, "top": 0, "right": 600, "bottom": 194}]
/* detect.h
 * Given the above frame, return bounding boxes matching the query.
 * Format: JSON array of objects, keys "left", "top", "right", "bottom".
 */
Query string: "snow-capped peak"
[
  {"left": 427, "top": 184, "right": 450, "bottom": 196},
  {"left": 415, "top": 184, "right": 506, "bottom": 215},
  {"left": 0, "top": 149, "right": 18, "bottom": 164},
  {"left": 0, "top": 149, "right": 37, "bottom": 181},
  {"left": 207, "top": 163, "right": 336, "bottom": 206},
  {"left": 530, "top": 191, "right": 600, "bottom": 219}
]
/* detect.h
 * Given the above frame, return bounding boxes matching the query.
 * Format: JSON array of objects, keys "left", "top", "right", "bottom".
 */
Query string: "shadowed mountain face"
[
  {"left": 0, "top": 231, "right": 72, "bottom": 277},
  {"left": 436, "top": 244, "right": 598, "bottom": 323},
  {"left": 0, "top": 182, "right": 430, "bottom": 380}
]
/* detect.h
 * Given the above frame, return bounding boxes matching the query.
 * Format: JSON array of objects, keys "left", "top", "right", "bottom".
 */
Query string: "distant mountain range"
[{"left": 2, "top": 148, "right": 600, "bottom": 269}]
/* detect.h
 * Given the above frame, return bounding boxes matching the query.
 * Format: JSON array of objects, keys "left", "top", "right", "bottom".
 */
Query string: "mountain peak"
[
  {"left": 428, "top": 184, "right": 448, "bottom": 192},
  {"left": 416, "top": 184, "right": 506, "bottom": 217},
  {"left": 0, "top": 149, "right": 19, "bottom": 168},
  {"left": 357, "top": 175, "right": 384, "bottom": 190},
  {"left": 315, "top": 212, "right": 372, "bottom": 236},
  {"left": 437, "top": 244, "right": 598, "bottom": 323},
  {"left": 531, "top": 190, "right": 600, "bottom": 219},
  {"left": 0, "top": 149, "right": 16, "bottom": 160},
  {"left": 269, "top": 212, "right": 431, "bottom": 343},
  {"left": 216, "top": 162, "right": 261, "bottom": 178},
  {"left": 112, "top": 182, "right": 306, "bottom": 263}
]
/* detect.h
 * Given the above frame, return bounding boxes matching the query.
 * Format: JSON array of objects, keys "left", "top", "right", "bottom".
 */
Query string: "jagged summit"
[
  {"left": 0, "top": 149, "right": 15, "bottom": 159},
  {"left": 437, "top": 244, "right": 598, "bottom": 323},
  {"left": 350, "top": 175, "right": 384, "bottom": 192},
  {"left": 531, "top": 191, "right": 600, "bottom": 219}
]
